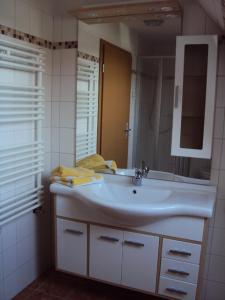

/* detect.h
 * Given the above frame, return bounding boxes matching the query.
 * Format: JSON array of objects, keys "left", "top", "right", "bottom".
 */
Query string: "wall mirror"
[{"left": 75, "top": 4, "right": 213, "bottom": 185}]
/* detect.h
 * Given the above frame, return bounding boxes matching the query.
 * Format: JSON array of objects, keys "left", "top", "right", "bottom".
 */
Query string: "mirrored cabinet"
[{"left": 171, "top": 35, "right": 218, "bottom": 159}]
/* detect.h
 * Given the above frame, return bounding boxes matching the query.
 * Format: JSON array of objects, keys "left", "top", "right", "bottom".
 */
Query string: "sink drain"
[{"left": 133, "top": 190, "right": 137, "bottom": 194}]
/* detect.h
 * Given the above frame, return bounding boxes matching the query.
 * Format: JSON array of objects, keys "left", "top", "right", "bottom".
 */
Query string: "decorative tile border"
[
  {"left": 52, "top": 41, "right": 78, "bottom": 49},
  {"left": 0, "top": 24, "right": 52, "bottom": 48},
  {"left": 0, "top": 24, "right": 78, "bottom": 50},
  {"left": 78, "top": 50, "right": 99, "bottom": 63}
]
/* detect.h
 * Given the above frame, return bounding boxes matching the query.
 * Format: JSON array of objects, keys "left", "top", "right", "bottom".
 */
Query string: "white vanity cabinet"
[
  {"left": 89, "top": 225, "right": 123, "bottom": 284},
  {"left": 89, "top": 225, "right": 159, "bottom": 292},
  {"left": 158, "top": 239, "right": 201, "bottom": 300},
  {"left": 121, "top": 231, "right": 159, "bottom": 292},
  {"left": 171, "top": 35, "right": 218, "bottom": 159},
  {"left": 54, "top": 193, "right": 208, "bottom": 300},
  {"left": 56, "top": 218, "right": 87, "bottom": 276}
]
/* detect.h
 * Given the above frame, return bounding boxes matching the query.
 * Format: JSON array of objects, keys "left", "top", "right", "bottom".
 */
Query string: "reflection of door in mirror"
[{"left": 98, "top": 40, "right": 132, "bottom": 168}]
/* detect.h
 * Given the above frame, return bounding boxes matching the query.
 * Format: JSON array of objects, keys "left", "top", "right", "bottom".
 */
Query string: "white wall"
[
  {"left": 0, "top": 1, "right": 54, "bottom": 299},
  {"left": 181, "top": 3, "right": 225, "bottom": 300},
  {"left": 0, "top": 0, "right": 53, "bottom": 40},
  {"left": 78, "top": 21, "right": 138, "bottom": 68},
  {"left": 51, "top": 16, "right": 77, "bottom": 168},
  {"left": 0, "top": 0, "right": 78, "bottom": 296}
]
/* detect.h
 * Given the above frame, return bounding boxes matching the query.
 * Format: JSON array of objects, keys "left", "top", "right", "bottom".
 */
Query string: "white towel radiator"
[
  {"left": 0, "top": 34, "right": 45, "bottom": 226},
  {"left": 76, "top": 57, "right": 99, "bottom": 161}
]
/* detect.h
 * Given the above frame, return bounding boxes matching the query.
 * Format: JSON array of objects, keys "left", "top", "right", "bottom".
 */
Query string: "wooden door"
[{"left": 98, "top": 40, "right": 132, "bottom": 168}]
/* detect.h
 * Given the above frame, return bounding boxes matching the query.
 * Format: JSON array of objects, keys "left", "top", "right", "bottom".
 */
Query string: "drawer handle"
[
  {"left": 169, "top": 249, "right": 192, "bottom": 256},
  {"left": 168, "top": 269, "right": 190, "bottom": 276},
  {"left": 166, "top": 287, "right": 187, "bottom": 296},
  {"left": 124, "top": 240, "right": 144, "bottom": 247},
  {"left": 65, "top": 229, "right": 83, "bottom": 235},
  {"left": 99, "top": 235, "right": 119, "bottom": 242}
]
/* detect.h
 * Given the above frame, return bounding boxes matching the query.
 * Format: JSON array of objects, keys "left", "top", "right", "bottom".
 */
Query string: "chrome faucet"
[
  {"left": 141, "top": 160, "right": 150, "bottom": 178},
  {"left": 132, "top": 161, "right": 150, "bottom": 186},
  {"left": 132, "top": 169, "right": 143, "bottom": 186}
]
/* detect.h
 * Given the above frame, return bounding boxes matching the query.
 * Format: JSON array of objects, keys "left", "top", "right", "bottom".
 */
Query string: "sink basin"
[
  {"left": 102, "top": 183, "right": 172, "bottom": 204},
  {"left": 50, "top": 174, "right": 216, "bottom": 226}
]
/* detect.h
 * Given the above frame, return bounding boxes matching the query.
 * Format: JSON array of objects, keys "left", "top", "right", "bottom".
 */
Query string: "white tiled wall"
[
  {"left": 182, "top": 3, "right": 225, "bottom": 300},
  {"left": 0, "top": 0, "right": 54, "bottom": 40},
  {"left": 207, "top": 34, "right": 225, "bottom": 300},
  {"left": 51, "top": 16, "right": 77, "bottom": 168},
  {"left": 0, "top": 8, "right": 78, "bottom": 298},
  {"left": 0, "top": 212, "right": 51, "bottom": 299},
  {"left": 0, "top": 1, "right": 54, "bottom": 299}
]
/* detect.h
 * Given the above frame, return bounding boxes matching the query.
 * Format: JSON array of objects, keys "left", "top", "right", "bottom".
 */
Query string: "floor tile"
[
  {"left": 13, "top": 270, "right": 160, "bottom": 300},
  {"left": 13, "top": 288, "right": 33, "bottom": 300},
  {"left": 27, "top": 290, "right": 62, "bottom": 300}
]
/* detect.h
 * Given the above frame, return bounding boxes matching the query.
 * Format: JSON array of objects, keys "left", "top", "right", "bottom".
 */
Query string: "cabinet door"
[
  {"left": 121, "top": 232, "right": 159, "bottom": 292},
  {"left": 89, "top": 225, "right": 123, "bottom": 284},
  {"left": 171, "top": 35, "right": 218, "bottom": 158},
  {"left": 56, "top": 218, "right": 87, "bottom": 275}
]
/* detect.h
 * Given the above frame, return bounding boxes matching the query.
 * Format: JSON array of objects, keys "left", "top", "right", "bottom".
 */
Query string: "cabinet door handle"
[
  {"left": 174, "top": 85, "right": 179, "bottom": 108},
  {"left": 167, "top": 269, "right": 190, "bottom": 276},
  {"left": 65, "top": 229, "right": 83, "bottom": 235},
  {"left": 99, "top": 235, "right": 119, "bottom": 242},
  {"left": 166, "top": 288, "right": 187, "bottom": 295},
  {"left": 169, "top": 249, "right": 192, "bottom": 256},
  {"left": 124, "top": 240, "right": 144, "bottom": 247}
]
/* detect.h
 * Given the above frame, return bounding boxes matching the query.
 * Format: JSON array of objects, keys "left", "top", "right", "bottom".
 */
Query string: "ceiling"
[
  {"left": 198, "top": 0, "right": 224, "bottom": 29},
  {"left": 52, "top": 0, "right": 184, "bottom": 16},
  {"left": 51, "top": 0, "right": 225, "bottom": 32}
]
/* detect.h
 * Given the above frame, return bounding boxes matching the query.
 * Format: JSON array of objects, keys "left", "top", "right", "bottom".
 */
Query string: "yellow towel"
[
  {"left": 51, "top": 166, "right": 103, "bottom": 187},
  {"left": 52, "top": 166, "right": 95, "bottom": 177},
  {"left": 52, "top": 174, "right": 103, "bottom": 187},
  {"left": 76, "top": 154, "right": 117, "bottom": 173}
]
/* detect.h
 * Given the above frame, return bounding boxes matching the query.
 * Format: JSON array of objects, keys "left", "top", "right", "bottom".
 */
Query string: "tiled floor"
[{"left": 13, "top": 270, "right": 161, "bottom": 300}]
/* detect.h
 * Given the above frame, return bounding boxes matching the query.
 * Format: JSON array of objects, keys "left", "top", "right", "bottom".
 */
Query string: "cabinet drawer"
[
  {"left": 160, "top": 258, "right": 199, "bottom": 284},
  {"left": 122, "top": 232, "right": 159, "bottom": 292},
  {"left": 89, "top": 225, "right": 123, "bottom": 284},
  {"left": 56, "top": 218, "right": 87, "bottom": 275},
  {"left": 162, "top": 239, "right": 201, "bottom": 264},
  {"left": 158, "top": 276, "right": 197, "bottom": 300}
]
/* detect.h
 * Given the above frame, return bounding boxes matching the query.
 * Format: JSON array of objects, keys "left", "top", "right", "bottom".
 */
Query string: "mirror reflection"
[{"left": 76, "top": 17, "right": 211, "bottom": 184}]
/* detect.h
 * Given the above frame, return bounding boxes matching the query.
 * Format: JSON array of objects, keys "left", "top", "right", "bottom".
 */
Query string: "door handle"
[
  {"left": 99, "top": 235, "right": 119, "bottom": 242},
  {"left": 169, "top": 249, "right": 192, "bottom": 256},
  {"left": 124, "top": 240, "right": 144, "bottom": 247},
  {"left": 124, "top": 122, "right": 131, "bottom": 137},
  {"left": 65, "top": 229, "right": 83, "bottom": 235},
  {"left": 167, "top": 269, "right": 190, "bottom": 276},
  {"left": 166, "top": 288, "right": 187, "bottom": 295}
]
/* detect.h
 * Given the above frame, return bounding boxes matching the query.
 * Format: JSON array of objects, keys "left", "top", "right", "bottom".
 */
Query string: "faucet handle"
[
  {"left": 135, "top": 168, "right": 143, "bottom": 178},
  {"left": 142, "top": 166, "right": 150, "bottom": 178},
  {"left": 133, "top": 169, "right": 143, "bottom": 186}
]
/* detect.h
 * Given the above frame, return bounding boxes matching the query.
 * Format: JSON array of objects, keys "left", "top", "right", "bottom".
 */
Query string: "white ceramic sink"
[{"left": 50, "top": 174, "right": 216, "bottom": 226}]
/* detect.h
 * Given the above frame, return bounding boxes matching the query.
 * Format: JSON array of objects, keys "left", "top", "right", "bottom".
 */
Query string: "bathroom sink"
[{"left": 50, "top": 174, "right": 216, "bottom": 226}]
